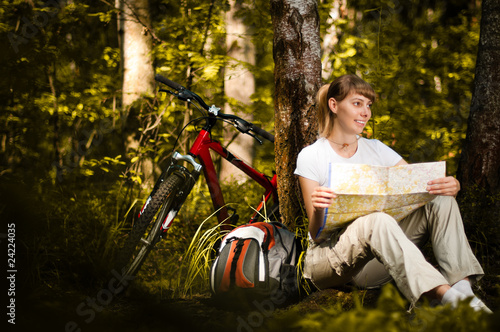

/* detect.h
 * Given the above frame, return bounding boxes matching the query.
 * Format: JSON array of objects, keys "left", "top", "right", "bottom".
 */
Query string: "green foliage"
[
  {"left": 1, "top": 0, "right": 121, "bottom": 185},
  {"left": 320, "top": 0, "right": 479, "bottom": 175},
  {"left": 264, "top": 284, "right": 495, "bottom": 332},
  {"left": 0, "top": 178, "right": 130, "bottom": 292}
]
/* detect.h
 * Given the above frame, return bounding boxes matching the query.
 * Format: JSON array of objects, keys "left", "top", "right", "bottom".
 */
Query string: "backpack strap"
[
  {"left": 229, "top": 239, "right": 245, "bottom": 288},
  {"left": 219, "top": 238, "right": 256, "bottom": 291}
]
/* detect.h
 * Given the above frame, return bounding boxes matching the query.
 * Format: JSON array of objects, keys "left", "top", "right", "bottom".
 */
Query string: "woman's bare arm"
[{"left": 298, "top": 176, "right": 336, "bottom": 243}]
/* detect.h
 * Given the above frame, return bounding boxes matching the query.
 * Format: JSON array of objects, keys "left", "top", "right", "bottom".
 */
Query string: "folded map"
[{"left": 319, "top": 161, "right": 446, "bottom": 240}]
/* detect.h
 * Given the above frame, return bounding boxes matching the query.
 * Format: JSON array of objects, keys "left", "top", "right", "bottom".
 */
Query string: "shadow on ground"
[{"left": 14, "top": 285, "right": 383, "bottom": 332}]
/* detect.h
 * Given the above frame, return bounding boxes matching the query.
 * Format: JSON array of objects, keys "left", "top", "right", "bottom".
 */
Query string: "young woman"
[{"left": 294, "top": 74, "right": 491, "bottom": 312}]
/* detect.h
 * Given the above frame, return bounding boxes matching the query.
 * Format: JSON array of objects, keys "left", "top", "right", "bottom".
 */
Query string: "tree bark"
[
  {"left": 457, "top": 0, "right": 500, "bottom": 250},
  {"left": 220, "top": 0, "right": 255, "bottom": 184},
  {"left": 271, "top": 0, "right": 322, "bottom": 227},
  {"left": 457, "top": 0, "right": 500, "bottom": 194},
  {"left": 116, "top": 0, "right": 155, "bottom": 188},
  {"left": 117, "top": 0, "right": 154, "bottom": 106}
]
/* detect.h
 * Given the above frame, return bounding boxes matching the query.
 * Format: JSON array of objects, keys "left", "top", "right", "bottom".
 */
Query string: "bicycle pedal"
[
  {"left": 229, "top": 213, "right": 239, "bottom": 224},
  {"left": 227, "top": 207, "right": 239, "bottom": 224}
]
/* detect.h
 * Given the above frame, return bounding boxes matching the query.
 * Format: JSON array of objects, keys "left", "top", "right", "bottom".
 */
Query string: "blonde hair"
[{"left": 317, "top": 74, "right": 376, "bottom": 137}]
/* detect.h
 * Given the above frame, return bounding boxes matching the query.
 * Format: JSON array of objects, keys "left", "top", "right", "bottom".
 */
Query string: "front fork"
[{"left": 138, "top": 152, "right": 202, "bottom": 240}]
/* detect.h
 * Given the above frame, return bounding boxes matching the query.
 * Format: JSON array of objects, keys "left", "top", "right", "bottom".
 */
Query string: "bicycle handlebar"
[
  {"left": 249, "top": 124, "right": 274, "bottom": 143},
  {"left": 155, "top": 74, "right": 210, "bottom": 110},
  {"left": 155, "top": 74, "right": 274, "bottom": 143},
  {"left": 155, "top": 74, "right": 183, "bottom": 91}
]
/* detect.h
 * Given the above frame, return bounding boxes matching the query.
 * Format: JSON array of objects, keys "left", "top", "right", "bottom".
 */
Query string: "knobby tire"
[{"left": 115, "top": 172, "right": 186, "bottom": 289}]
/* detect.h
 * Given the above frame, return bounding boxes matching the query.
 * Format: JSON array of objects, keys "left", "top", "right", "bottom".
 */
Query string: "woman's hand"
[
  {"left": 427, "top": 176, "right": 460, "bottom": 197},
  {"left": 311, "top": 186, "right": 337, "bottom": 210}
]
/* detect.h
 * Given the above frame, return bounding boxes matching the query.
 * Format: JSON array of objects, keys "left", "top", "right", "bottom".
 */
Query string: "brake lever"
[
  {"left": 159, "top": 88, "right": 194, "bottom": 103},
  {"left": 177, "top": 89, "right": 195, "bottom": 102},
  {"left": 159, "top": 88, "right": 175, "bottom": 95},
  {"left": 233, "top": 119, "right": 263, "bottom": 145},
  {"left": 248, "top": 132, "right": 263, "bottom": 145},
  {"left": 159, "top": 88, "right": 188, "bottom": 101}
]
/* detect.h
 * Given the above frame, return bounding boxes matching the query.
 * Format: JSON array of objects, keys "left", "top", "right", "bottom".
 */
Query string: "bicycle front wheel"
[{"left": 115, "top": 172, "right": 186, "bottom": 288}]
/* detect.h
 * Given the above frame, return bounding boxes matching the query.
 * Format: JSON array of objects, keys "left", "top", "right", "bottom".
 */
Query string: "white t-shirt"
[{"left": 294, "top": 137, "right": 402, "bottom": 186}]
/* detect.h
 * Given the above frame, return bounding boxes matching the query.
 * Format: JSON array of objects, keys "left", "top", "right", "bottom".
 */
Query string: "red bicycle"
[{"left": 115, "top": 74, "right": 279, "bottom": 283}]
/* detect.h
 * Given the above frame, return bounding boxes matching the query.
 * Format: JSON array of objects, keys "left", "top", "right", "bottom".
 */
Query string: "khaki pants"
[{"left": 303, "top": 196, "right": 484, "bottom": 306}]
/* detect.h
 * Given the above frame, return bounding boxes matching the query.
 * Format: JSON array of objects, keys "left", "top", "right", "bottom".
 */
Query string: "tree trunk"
[
  {"left": 270, "top": 0, "right": 322, "bottom": 227},
  {"left": 220, "top": 0, "right": 255, "bottom": 184},
  {"left": 116, "top": 0, "right": 155, "bottom": 188},
  {"left": 117, "top": 0, "right": 154, "bottom": 106},
  {"left": 457, "top": 0, "right": 500, "bottom": 253}
]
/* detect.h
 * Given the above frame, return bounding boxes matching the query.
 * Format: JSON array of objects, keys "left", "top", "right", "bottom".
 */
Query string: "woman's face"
[{"left": 328, "top": 92, "right": 372, "bottom": 135}]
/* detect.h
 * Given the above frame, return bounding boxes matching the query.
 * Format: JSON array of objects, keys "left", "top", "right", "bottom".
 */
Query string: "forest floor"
[
  {"left": 16, "top": 283, "right": 384, "bottom": 332},
  {"left": 15, "top": 279, "right": 500, "bottom": 332},
  {"left": 13, "top": 270, "right": 500, "bottom": 332}
]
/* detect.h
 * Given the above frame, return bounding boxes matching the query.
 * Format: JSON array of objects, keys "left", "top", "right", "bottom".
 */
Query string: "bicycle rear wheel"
[{"left": 115, "top": 172, "right": 187, "bottom": 288}]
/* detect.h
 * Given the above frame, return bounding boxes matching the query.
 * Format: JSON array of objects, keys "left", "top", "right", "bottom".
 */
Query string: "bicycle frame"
[
  {"left": 188, "top": 128, "right": 278, "bottom": 227},
  {"left": 144, "top": 126, "right": 277, "bottom": 243},
  {"left": 140, "top": 119, "right": 277, "bottom": 243}
]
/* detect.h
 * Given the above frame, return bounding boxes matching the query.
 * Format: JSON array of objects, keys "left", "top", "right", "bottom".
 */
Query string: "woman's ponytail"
[{"left": 317, "top": 84, "right": 334, "bottom": 138}]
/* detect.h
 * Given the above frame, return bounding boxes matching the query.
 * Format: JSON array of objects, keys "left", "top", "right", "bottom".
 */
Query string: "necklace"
[{"left": 327, "top": 136, "right": 359, "bottom": 152}]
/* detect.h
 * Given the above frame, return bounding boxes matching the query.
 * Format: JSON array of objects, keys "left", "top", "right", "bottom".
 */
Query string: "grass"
[
  {"left": 172, "top": 210, "right": 228, "bottom": 298},
  {"left": 265, "top": 284, "right": 497, "bottom": 332}
]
